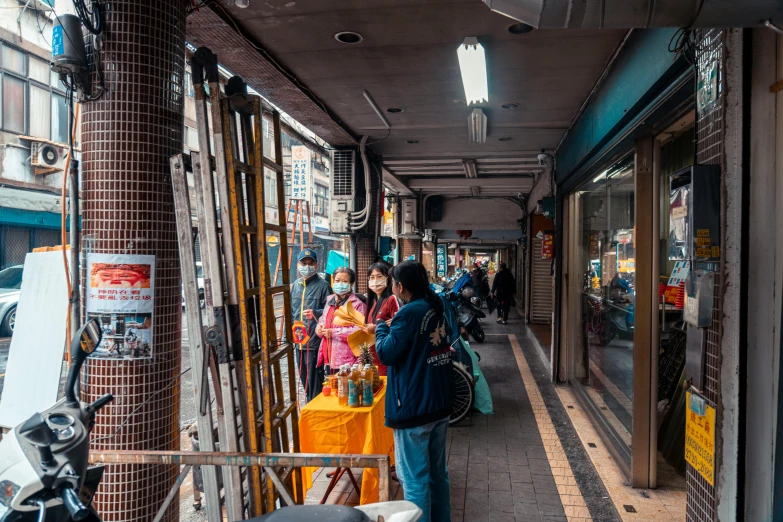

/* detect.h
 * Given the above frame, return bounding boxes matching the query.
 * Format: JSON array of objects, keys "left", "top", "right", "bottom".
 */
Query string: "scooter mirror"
[
  {"left": 71, "top": 319, "right": 103, "bottom": 361},
  {"left": 65, "top": 319, "right": 102, "bottom": 407}
]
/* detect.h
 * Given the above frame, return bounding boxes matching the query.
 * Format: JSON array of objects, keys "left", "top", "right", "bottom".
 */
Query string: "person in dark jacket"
[
  {"left": 290, "top": 249, "right": 331, "bottom": 402},
  {"left": 491, "top": 262, "right": 516, "bottom": 324},
  {"left": 375, "top": 261, "right": 453, "bottom": 522}
]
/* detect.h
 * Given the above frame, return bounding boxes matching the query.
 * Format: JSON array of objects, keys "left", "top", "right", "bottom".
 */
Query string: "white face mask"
[{"left": 368, "top": 277, "right": 387, "bottom": 291}]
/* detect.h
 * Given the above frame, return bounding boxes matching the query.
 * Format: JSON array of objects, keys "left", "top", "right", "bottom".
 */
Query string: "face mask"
[
  {"left": 298, "top": 265, "right": 316, "bottom": 278},
  {"left": 368, "top": 278, "right": 387, "bottom": 291},
  {"left": 333, "top": 282, "right": 351, "bottom": 295}
]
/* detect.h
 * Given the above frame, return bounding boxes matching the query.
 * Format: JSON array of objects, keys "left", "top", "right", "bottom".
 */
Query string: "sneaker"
[
  {"left": 497, "top": 318, "right": 503, "bottom": 323},
  {"left": 502, "top": 320, "right": 508, "bottom": 325}
]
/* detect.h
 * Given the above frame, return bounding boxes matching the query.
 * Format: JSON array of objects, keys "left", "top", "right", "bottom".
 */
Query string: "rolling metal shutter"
[{"left": 530, "top": 237, "right": 553, "bottom": 324}]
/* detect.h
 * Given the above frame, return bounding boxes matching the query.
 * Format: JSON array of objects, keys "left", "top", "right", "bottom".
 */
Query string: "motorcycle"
[
  {"left": 0, "top": 320, "right": 422, "bottom": 522},
  {"left": 0, "top": 319, "right": 111, "bottom": 522},
  {"left": 586, "top": 283, "right": 635, "bottom": 346},
  {"left": 450, "top": 288, "right": 486, "bottom": 344}
]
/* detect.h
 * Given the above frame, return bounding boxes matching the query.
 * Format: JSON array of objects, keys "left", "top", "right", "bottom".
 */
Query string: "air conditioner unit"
[
  {"left": 329, "top": 149, "right": 356, "bottom": 234},
  {"left": 30, "top": 142, "right": 67, "bottom": 173},
  {"left": 400, "top": 198, "right": 418, "bottom": 236}
]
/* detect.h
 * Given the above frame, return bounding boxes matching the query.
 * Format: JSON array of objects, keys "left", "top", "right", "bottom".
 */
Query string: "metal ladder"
[
  {"left": 170, "top": 47, "right": 300, "bottom": 518},
  {"left": 221, "top": 79, "right": 301, "bottom": 515}
]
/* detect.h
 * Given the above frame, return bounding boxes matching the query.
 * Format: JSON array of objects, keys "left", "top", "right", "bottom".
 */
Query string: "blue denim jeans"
[{"left": 393, "top": 417, "right": 451, "bottom": 522}]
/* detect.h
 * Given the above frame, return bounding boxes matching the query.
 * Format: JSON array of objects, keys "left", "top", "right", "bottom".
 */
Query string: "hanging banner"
[
  {"left": 541, "top": 233, "right": 554, "bottom": 260},
  {"left": 436, "top": 245, "right": 447, "bottom": 278},
  {"left": 85, "top": 253, "right": 155, "bottom": 360},
  {"left": 291, "top": 145, "right": 311, "bottom": 201}
]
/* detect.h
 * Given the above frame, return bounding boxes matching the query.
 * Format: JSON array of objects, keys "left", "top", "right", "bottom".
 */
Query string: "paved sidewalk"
[{"left": 447, "top": 331, "right": 566, "bottom": 522}]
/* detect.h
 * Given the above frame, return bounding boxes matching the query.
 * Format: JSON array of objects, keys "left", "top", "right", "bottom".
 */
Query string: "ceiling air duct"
[{"left": 482, "top": 0, "right": 782, "bottom": 29}]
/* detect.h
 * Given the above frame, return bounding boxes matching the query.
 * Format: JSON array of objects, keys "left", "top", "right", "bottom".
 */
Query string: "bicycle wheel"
[{"left": 450, "top": 363, "right": 475, "bottom": 426}]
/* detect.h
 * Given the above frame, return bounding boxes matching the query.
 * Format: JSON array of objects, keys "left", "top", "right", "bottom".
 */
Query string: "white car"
[
  {"left": 182, "top": 262, "right": 205, "bottom": 310},
  {"left": 0, "top": 266, "right": 23, "bottom": 337}
]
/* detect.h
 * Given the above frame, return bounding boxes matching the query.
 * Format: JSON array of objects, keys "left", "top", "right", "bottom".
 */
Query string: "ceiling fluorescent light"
[
  {"left": 463, "top": 159, "right": 478, "bottom": 178},
  {"left": 468, "top": 109, "right": 487, "bottom": 144},
  {"left": 593, "top": 171, "right": 607, "bottom": 183},
  {"left": 457, "top": 37, "right": 488, "bottom": 105}
]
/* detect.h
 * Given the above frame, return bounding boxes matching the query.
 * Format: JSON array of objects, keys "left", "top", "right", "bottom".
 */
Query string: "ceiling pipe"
[{"left": 482, "top": 0, "right": 782, "bottom": 28}]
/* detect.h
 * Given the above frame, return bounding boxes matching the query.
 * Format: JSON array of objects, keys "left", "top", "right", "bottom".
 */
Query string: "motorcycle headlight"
[{"left": 0, "top": 480, "right": 19, "bottom": 507}]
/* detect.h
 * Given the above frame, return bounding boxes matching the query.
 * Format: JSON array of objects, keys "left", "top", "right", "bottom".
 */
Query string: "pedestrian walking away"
[
  {"left": 376, "top": 261, "right": 453, "bottom": 522},
  {"left": 491, "top": 262, "right": 516, "bottom": 324},
  {"left": 291, "top": 249, "right": 331, "bottom": 403}
]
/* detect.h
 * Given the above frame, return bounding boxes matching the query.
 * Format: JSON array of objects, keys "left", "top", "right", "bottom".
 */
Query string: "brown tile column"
[
  {"left": 400, "top": 237, "right": 422, "bottom": 262},
  {"left": 80, "top": 2, "right": 186, "bottom": 520}
]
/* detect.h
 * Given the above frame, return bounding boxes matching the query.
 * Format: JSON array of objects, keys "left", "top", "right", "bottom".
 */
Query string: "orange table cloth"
[{"left": 299, "top": 377, "right": 394, "bottom": 505}]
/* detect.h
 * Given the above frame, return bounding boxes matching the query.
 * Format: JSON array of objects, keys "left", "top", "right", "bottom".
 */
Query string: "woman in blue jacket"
[{"left": 375, "top": 261, "right": 453, "bottom": 522}]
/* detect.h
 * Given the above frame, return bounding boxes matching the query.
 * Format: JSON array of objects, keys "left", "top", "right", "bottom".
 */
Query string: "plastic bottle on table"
[
  {"left": 362, "top": 364, "right": 374, "bottom": 407},
  {"left": 348, "top": 364, "right": 361, "bottom": 408},
  {"left": 338, "top": 364, "right": 350, "bottom": 406}
]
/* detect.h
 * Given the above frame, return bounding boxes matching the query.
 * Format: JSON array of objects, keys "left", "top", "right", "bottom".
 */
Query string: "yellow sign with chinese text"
[{"left": 685, "top": 391, "right": 715, "bottom": 486}]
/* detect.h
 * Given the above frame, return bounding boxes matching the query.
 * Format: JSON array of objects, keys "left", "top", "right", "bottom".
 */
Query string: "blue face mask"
[
  {"left": 333, "top": 282, "right": 351, "bottom": 295},
  {"left": 298, "top": 265, "right": 316, "bottom": 278}
]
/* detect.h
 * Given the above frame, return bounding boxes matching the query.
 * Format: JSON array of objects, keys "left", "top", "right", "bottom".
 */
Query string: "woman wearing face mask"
[
  {"left": 362, "top": 262, "right": 399, "bottom": 376},
  {"left": 375, "top": 261, "right": 454, "bottom": 522},
  {"left": 316, "top": 267, "right": 367, "bottom": 369}
]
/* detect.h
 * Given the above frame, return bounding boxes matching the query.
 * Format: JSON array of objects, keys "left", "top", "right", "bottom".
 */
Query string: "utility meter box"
[
  {"left": 668, "top": 165, "right": 721, "bottom": 262},
  {"left": 400, "top": 199, "right": 418, "bottom": 236}
]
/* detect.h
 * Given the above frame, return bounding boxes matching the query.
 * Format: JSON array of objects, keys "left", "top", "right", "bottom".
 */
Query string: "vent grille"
[{"left": 331, "top": 150, "right": 355, "bottom": 198}]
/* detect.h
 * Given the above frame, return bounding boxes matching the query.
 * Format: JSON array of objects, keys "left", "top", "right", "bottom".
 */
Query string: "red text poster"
[{"left": 86, "top": 253, "right": 155, "bottom": 360}]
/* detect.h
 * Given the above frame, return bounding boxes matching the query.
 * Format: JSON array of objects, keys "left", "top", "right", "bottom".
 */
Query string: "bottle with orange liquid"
[{"left": 338, "top": 364, "right": 350, "bottom": 406}]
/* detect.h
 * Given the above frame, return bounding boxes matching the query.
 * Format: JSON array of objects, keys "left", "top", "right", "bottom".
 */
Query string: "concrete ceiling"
[{"left": 187, "top": 1, "right": 626, "bottom": 197}]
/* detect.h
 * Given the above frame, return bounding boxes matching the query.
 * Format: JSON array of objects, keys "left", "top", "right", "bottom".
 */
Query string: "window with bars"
[{"left": 1, "top": 41, "right": 69, "bottom": 144}]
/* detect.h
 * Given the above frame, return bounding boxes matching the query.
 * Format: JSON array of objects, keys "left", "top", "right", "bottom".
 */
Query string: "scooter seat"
[{"left": 246, "top": 505, "right": 371, "bottom": 522}]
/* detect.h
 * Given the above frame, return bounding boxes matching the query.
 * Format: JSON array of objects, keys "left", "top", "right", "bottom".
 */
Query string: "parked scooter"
[
  {"left": 248, "top": 501, "right": 422, "bottom": 521},
  {"left": 0, "top": 319, "right": 111, "bottom": 522},
  {"left": 451, "top": 287, "right": 486, "bottom": 344}
]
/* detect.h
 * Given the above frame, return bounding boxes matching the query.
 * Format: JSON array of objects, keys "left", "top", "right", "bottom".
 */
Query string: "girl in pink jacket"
[{"left": 316, "top": 267, "right": 367, "bottom": 370}]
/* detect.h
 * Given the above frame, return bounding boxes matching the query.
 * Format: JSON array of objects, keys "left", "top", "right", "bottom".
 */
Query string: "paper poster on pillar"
[{"left": 85, "top": 253, "right": 155, "bottom": 360}]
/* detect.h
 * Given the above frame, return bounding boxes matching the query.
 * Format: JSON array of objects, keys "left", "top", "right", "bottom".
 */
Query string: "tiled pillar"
[
  {"left": 400, "top": 238, "right": 422, "bottom": 262},
  {"left": 80, "top": 2, "right": 186, "bottom": 520}
]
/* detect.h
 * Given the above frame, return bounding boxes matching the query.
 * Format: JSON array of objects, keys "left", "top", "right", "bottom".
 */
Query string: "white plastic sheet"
[{"left": 0, "top": 251, "right": 69, "bottom": 429}]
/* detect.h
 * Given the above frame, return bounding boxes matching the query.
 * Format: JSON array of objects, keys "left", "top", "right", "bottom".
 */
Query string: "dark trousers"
[
  {"left": 295, "top": 347, "right": 324, "bottom": 403},
  {"left": 497, "top": 296, "right": 512, "bottom": 321}
]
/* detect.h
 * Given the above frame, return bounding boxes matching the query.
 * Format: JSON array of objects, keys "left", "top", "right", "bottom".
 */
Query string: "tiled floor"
[{"left": 448, "top": 332, "right": 567, "bottom": 522}]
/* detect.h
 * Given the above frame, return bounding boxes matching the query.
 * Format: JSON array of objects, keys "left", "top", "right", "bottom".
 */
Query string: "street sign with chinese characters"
[
  {"left": 291, "top": 145, "right": 311, "bottom": 201},
  {"left": 436, "top": 245, "right": 447, "bottom": 277},
  {"left": 685, "top": 391, "right": 715, "bottom": 486}
]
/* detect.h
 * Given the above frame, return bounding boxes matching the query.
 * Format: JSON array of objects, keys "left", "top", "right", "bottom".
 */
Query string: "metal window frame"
[{"left": 0, "top": 41, "right": 67, "bottom": 141}]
